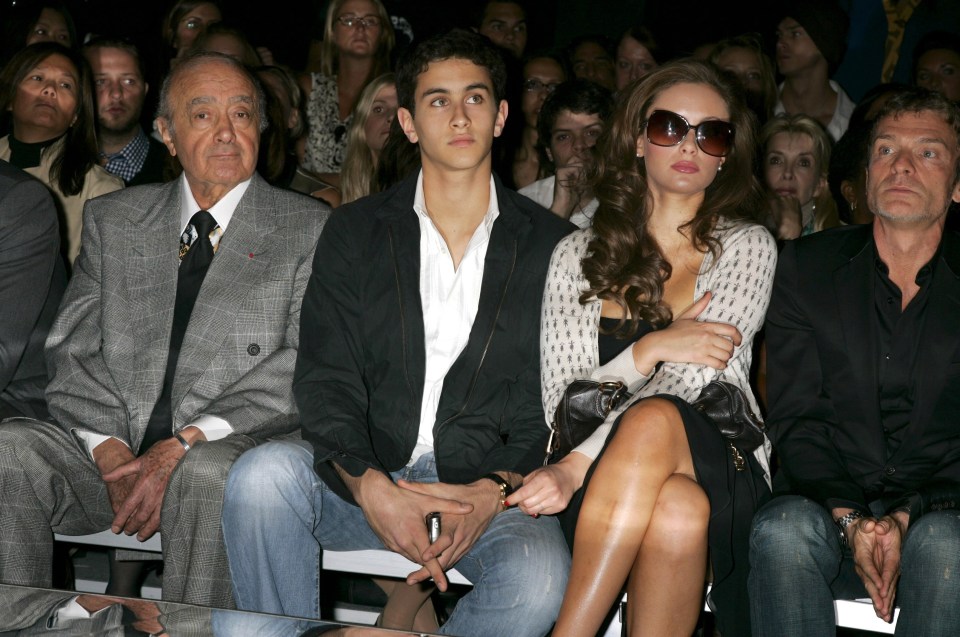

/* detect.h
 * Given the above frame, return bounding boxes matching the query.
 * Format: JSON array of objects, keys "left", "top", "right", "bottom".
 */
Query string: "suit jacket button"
[
  {"left": 247, "top": 343, "right": 261, "bottom": 356},
  {"left": 884, "top": 466, "right": 896, "bottom": 476}
]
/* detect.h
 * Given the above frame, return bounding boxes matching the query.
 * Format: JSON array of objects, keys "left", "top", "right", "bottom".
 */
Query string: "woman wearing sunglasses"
[{"left": 508, "top": 60, "right": 776, "bottom": 636}]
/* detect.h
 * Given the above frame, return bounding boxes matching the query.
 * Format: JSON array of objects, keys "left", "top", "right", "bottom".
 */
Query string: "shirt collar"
[
  {"left": 178, "top": 173, "right": 252, "bottom": 233},
  {"left": 412, "top": 169, "right": 500, "bottom": 232}
]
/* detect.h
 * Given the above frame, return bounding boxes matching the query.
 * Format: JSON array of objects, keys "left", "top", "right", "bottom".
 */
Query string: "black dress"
[{"left": 559, "top": 317, "right": 768, "bottom": 637}]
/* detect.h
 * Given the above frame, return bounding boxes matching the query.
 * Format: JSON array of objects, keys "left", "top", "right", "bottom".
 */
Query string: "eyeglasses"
[
  {"left": 644, "top": 109, "right": 734, "bottom": 157},
  {"left": 336, "top": 15, "right": 381, "bottom": 29},
  {"left": 523, "top": 78, "right": 561, "bottom": 94}
]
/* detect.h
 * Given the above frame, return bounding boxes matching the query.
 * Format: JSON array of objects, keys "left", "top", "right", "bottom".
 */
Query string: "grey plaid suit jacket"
[
  {"left": 46, "top": 173, "right": 327, "bottom": 448},
  {"left": 39, "top": 173, "right": 328, "bottom": 606}
]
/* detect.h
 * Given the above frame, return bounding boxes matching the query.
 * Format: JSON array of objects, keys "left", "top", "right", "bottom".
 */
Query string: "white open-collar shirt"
[{"left": 409, "top": 170, "right": 500, "bottom": 464}]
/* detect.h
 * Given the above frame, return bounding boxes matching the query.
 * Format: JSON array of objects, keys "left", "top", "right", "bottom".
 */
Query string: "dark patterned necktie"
[{"left": 140, "top": 210, "right": 219, "bottom": 454}]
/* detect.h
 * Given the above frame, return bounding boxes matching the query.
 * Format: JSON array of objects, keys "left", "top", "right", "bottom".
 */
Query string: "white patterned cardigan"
[{"left": 540, "top": 222, "right": 778, "bottom": 482}]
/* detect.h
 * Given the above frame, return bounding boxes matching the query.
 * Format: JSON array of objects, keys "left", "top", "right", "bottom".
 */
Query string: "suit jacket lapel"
[
  {"left": 832, "top": 227, "right": 882, "bottom": 436},
  {"left": 170, "top": 176, "right": 271, "bottom": 418},
  {"left": 128, "top": 182, "right": 180, "bottom": 425}
]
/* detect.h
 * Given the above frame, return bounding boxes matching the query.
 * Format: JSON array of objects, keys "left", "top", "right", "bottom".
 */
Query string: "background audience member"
[
  {"left": 474, "top": 0, "right": 528, "bottom": 59},
  {"left": 566, "top": 34, "right": 616, "bottom": 91},
  {"left": 773, "top": 0, "right": 854, "bottom": 141},
  {"left": 0, "top": 42, "right": 123, "bottom": 266},
  {"left": 189, "top": 23, "right": 262, "bottom": 67},
  {"left": 832, "top": 0, "right": 960, "bottom": 102},
  {"left": 1, "top": 1, "right": 76, "bottom": 68},
  {"left": 510, "top": 60, "right": 774, "bottom": 637},
  {"left": 614, "top": 25, "right": 660, "bottom": 92},
  {"left": 83, "top": 38, "right": 169, "bottom": 186},
  {"left": 518, "top": 79, "right": 612, "bottom": 227},
  {"left": 340, "top": 73, "right": 396, "bottom": 204},
  {"left": 256, "top": 65, "right": 339, "bottom": 202},
  {"left": 373, "top": 118, "right": 422, "bottom": 192},
  {"left": 710, "top": 33, "right": 777, "bottom": 125},
  {"left": 760, "top": 114, "right": 839, "bottom": 240},
  {"left": 299, "top": 0, "right": 394, "bottom": 177},
  {"left": 513, "top": 53, "right": 566, "bottom": 188},
  {"left": 914, "top": 31, "right": 960, "bottom": 103},
  {"left": 162, "top": 0, "right": 222, "bottom": 65},
  {"left": 0, "top": 159, "right": 66, "bottom": 421}
]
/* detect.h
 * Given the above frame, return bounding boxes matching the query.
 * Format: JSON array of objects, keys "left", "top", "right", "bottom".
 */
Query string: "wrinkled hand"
[
  {"left": 102, "top": 438, "right": 186, "bottom": 540},
  {"left": 768, "top": 195, "right": 803, "bottom": 240},
  {"left": 357, "top": 472, "right": 473, "bottom": 591},
  {"left": 506, "top": 453, "right": 591, "bottom": 516},
  {"left": 122, "top": 599, "right": 165, "bottom": 635},
  {"left": 396, "top": 479, "right": 503, "bottom": 587},
  {"left": 93, "top": 439, "right": 138, "bottom": 516},
  {"left": 849, "top": 516, "right": 905, "bottom": 622},
  {"left": 633, "top": 292, "right": 742, "bottom": 374}
]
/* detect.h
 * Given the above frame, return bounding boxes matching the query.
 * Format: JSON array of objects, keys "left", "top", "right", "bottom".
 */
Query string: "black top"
[
  {"left": 872, "top": 241, "right": 939, "bottom": 468},
  {"left": 766, "top": 224, "right": 960, "bottom": 513},
  {"left": 295, "top": 172, "right": 576, "bottom": 504}
]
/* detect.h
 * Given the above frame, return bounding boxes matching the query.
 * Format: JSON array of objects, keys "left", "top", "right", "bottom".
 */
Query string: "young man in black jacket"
[{"left": 222, "top": 29, "right": 573, "bottom": 637}]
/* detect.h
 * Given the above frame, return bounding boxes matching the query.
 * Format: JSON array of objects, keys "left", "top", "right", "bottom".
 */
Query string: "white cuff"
[
  {"left": 77, "top": 431, "right": 129, "bottom": 462},
  {"left": 186, "top": 415, "right": 233, "bottom": 441}
]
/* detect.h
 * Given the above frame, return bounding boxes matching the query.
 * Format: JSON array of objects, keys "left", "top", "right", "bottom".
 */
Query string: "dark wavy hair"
[
  {"left": 396, "top": 28, "right": 507, "bottom": 115},
  {"left": 0, "top": 42, "right": 99, "bottom": 196},
  {"left": 581, "top": 59, "right": 762, "bottom": 335}
]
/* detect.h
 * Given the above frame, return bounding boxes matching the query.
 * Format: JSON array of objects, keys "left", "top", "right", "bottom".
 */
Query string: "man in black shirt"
[{"left": 750, "top": 87, "right": 960, "bottom": 636}]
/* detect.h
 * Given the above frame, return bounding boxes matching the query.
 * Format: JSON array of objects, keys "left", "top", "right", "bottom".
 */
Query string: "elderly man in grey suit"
[{"left": 0, "top": 51, "right": 327, "bottom": 608}]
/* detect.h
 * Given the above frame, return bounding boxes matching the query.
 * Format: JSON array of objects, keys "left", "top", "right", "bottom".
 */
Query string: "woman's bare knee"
[{"left": 646, "top": 475, "right": 709, "bottom": 554}]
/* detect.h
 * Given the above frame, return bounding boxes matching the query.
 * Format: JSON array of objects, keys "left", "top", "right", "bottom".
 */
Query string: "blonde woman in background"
[
  {"left": 761, "top": 113, "right": 839, "bottom": 240},
  {"left": 300, "top": 0, "right": 394, "bottom": 176},
  {"left": 340, "top": 73, "right": 396, "bottom": 204}
]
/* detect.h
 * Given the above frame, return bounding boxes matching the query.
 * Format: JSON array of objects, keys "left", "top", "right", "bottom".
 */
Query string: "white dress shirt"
[
  {"left": 80, "top": 175, "right": 252, "bottom": 458},
  {"left": 409, "top": 171, "right": 500, "bottom": 464}
]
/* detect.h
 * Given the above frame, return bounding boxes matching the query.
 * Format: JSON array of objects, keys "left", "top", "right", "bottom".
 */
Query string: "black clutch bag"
[
  {"left": 691, "top": 380, "right": 765, "bottom": 452},
  {"left": 546, "top": 380, "right": 631, "bottom": 464}
]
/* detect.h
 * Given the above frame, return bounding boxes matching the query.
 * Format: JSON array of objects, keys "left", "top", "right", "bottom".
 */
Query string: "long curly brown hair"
[{"left": 581, "top": 59, "right": 763, "bottom": 337}]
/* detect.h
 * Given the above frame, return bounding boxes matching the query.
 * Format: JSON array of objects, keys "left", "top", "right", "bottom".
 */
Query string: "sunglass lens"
[
  {"left": 697, "top": 121, "right": 733, "bottom": 157},
  {"left": 647, "top": 110, "right": 686, "bottom": 146}
]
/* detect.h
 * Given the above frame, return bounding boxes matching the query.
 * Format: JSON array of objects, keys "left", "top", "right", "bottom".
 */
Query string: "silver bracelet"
[
  {"left": 835, "top": 510, "right": 865, "bottom": 546},
  {"left": 174, "top": 432, "right": 191, "bottom": 452}
]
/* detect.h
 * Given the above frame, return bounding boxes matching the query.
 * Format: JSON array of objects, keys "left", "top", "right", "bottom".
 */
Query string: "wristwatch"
[
  {"left": 481, "top": 473, "right": 514, "bottom": 510},
  {"left": 835, "top": 510, "right": 865, "bottom": 547}
]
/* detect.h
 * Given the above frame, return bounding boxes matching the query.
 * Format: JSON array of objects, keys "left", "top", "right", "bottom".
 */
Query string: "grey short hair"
[{"left": 156, "top": 51, "right": 268, "bottom": 135}]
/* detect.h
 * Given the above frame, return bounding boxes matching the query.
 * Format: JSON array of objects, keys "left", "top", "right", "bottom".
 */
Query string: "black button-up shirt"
[{"left": 868, "top": 243, "right": 940, "bottom": 498}]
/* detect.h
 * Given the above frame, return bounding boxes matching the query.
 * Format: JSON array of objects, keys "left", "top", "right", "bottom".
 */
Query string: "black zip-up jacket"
[{"left": 294, "top": 173, "right": 575, "bottom": 504}]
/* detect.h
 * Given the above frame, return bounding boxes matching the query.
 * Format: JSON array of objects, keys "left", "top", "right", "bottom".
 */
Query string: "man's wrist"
[
  {"left": 834, "top": 509, "right": 867, "bottom": 547},
  {"left": 479, "top": 473, "right": 516, "bottom": 511}
]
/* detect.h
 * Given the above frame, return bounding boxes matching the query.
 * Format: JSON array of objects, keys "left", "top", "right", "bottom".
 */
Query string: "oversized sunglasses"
[{"left": 644, "top": 110, "right": 734, "bottom": 157}]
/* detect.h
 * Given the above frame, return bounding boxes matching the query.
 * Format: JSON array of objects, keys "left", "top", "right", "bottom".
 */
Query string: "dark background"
[{"left": 1, "top": 0, "right": 781, "bottom": 72}]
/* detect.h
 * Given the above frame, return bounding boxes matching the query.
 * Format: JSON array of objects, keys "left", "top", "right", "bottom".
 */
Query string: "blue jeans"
[
  {"left": 749, "top": 495, "right": 960, "bottom": 637},
  {"left": 222, "top": 441, "right": 570, "bottom": 637}
]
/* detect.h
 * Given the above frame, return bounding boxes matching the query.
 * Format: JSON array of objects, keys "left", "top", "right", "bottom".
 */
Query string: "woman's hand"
[
  {"left": 506, "top": 452, "right": 593, "bottom": 516},
  {"left": 631, "top": 292, "right": 742, "bottom": 374},
  {"left": 768, "top": 195, "right": 804, "bottom": 240}
]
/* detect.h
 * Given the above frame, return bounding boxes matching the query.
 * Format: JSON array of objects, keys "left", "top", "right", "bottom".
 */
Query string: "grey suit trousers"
[{"left": 0, "top": 418, "right": 258, "bottom": 609}]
